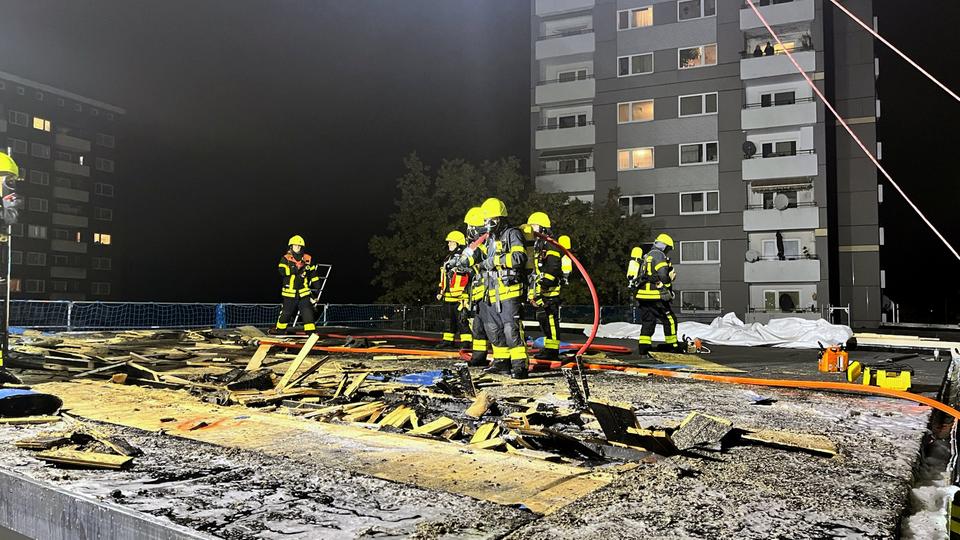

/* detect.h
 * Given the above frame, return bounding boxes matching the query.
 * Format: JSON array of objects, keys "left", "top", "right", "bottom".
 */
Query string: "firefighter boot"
[
  {"left": 510, "top": 359, "right": 529, "bottom": 380},
  {"left": 467, "top": 350, "right": 489, "bottom": 367},
  {"left": 482, "top": 360, "right": 511, "bottom": 375}
]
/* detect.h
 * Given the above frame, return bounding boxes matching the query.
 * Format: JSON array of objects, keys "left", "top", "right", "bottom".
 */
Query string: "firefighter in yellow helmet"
[
  {"left": 275, "top": 235, "right": 322, "bottom": 334},
  {"left": 629, "top": 233, "right": 680, "bottom": 356},
  {"left": 527, "top": 212, "right": 563, "bottom": 361},
  {"left": 436, "top": 230, "right": 472, "bottom": 349},
  {"left": 477, "top": 197, "right": 528, "bottom": 379},
  {"left": 461, "top": 207, "right": 492, "bottom": 366}
]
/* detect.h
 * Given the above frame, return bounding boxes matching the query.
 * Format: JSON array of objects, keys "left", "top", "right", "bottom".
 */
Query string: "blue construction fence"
[{"left": 5, "top": 300, "right": 718, "bottom": 332}]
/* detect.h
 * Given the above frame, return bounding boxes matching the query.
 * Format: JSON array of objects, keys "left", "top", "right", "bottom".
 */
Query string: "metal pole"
[
  {"left": 2, "top": 224, "right": 11, "bottom": 365},
  {"left": 66, "top": 301, "right": 73, "bottom": 331}
]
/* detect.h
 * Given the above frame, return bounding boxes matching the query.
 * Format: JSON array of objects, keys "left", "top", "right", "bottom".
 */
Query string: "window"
[
  {"left": 8, "top": 110, "right": 28, "bottom": 127},
  {"left": 92, "top": 257, "right": 112, "bottom": 270},
  {"left": 8, "top": 138, "right": 28, "bottom": 154},
  {"left": 52, "top": 255, "right": 69, "bottom": 265},
  {"left": 547, "top": 113, "right": 588, "bottom": 129},
  {"left": 29, "top": 170, "right": 49, "bottom": 186},
  {"left": 10, "top": 223, "right": 24, "bottom": 237},
  {"left": 52, "top": 280, "right": 68, "bottom": 293},
  {"left": 679, "top": 92, "right": 718, "bottom": 117},
  {"left": 762, "top": 239, "right": 801, "bottom": 259},
  {"left": 92, "top": 282, "right": 111, "bottom": 296},
  {"left": 96, "top": 133, "right": 116, "bottom": 148},
  {"left": 762, "top": 190, "right": 798, "bottom": 209},
  {"left": 94, "top": 232, "right": 111, "bottom": 245},
  {"left": 617, "top": 147, "right": 655, "bottom": 171},
  {"left": 764, "top": 290, "right": 801, "bottom": 312},
  {"left": 618, "top": 53, "right": 654, "bottom": 77},
  {"left": 679, "top": 142, "right": 718, "bottom": 165},
  {"left": 9, "top": 279, "right": 20, "bottom": 293},
  {"left": 30, "top": 143, "right": 50, "bottom": 159},
  {"left": 94, "top": 183, "right": 114, "bottom": 197},
  {"left": 761, "top": 140, "right": 797, "bottom": 158},
  {"left": 681, "top": 290, "right": 721, "bottom": 313},
  {"left": 11, "top": 251, "right": 22, "bottom": 265},
  {"left": 24, "top": 279, "right": 45, "bottom": 293},
  {"left": 27, "top": 225, "right": 47, "bottom": 239},
  {"left": 678, "top": 44, "right": 717, "bottom": 69},
  {"left": 53, "top": 229, "right": 70, "bottom": 240},
  {"left": 619, "top": 195, "right": 655, "bottom": 217},
  {"left": 680, "top": 191, "right": 720, "bottom": 214},
  {"left": 556, "top": 69, "right": 588, "bottom": 83},
  {"left": 760, "top": 90, "right": 796, "bottom": 108},
  {"left": 32, "top": 116, "right": 51, "bottom": 132},
  {"left": 28, "top": 198, "right": 48, "bottom": 213},
  {"left": 55, "top": 151, "right": 73, "bottom": 162},
  {"left": 16, "top": 86, "right": 24, "bottom": 96},
  {"left": 35, "top": 91, "right": 44, "bottom": 101},
  {"left": 555, "top": 158, "right": 588, "bottom": 174},
  {"left": 678, "top": 0, "right": 716, "bottom": 21},
  {"left": 617, "top": 100, "right": 654, "bottom": 123},
  {"left": 617, "top": 7, "right": 653, "bottom": 30},
  {"left": 95, "top": 158, "right": 115, "bottom": 172},
  {"left": 26, "top": 252, "right": 46, "bottom": 266},
  {"left": 680, "top": 240, "right": 721, "bottom": 264},
  {"left": 94, "top": 207, "right": 113, "bottom": 221}
]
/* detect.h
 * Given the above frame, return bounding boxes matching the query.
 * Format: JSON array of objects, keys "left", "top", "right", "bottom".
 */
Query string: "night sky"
[{"left": 0, "top": 1, "right": 957, "bottom": 322}]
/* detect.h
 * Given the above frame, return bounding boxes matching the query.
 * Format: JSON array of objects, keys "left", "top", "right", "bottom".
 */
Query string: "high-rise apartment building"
[
  {"left": 0, "top": 70, "right": 123, "bottom": 300},
  {"left": 531, "top": 0, "right": 882, "bottom": 327}
]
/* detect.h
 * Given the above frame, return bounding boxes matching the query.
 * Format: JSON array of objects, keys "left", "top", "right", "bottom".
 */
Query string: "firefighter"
[
  {"left": 527, "top": 212, "right": 563, "bottom": 361},
  {"left": 461, "top": 207, "right": 491, "bottom": 366},
  {"left": 630, "top": 233, "right": 679, "bottom": 356},
  {"left": 478, "top": 197, "right": 528, "bottom": 379},
  {"left": 275, "top": 235, "right": 321, "bottom": 334},
  {"left": 437, "top": 230, "right": 472, "bottom": 349}
]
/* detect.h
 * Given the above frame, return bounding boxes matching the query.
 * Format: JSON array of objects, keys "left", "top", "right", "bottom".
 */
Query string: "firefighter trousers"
[
  {"left": 442, "top": 302, "right": 472, "bottom": 344},
  {"left": 276, "top": 295, "right": 316, "bottom": 332},
  {"left": 482, "top": 298, "right": 527, "bottom": 363},
  {"left": 469, "top": 300, "right": 491, "bottom": 365},
  {"left": 535, "top": 298, "right": 561, "bottom": 351},
  {"left": 637, "top": 300, "right": 677, "bottom": 354}
]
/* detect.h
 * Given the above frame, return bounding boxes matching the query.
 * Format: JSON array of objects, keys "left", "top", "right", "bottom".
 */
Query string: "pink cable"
[
  {"left": 745, "top": 0, "right": 960, "bottom": 263},
  {"left": 828, "top": 0, "right": 960, "bottom": 104}
]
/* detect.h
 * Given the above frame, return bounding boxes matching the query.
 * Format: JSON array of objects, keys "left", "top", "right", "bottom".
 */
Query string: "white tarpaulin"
[{"left": 588, "top": 312, "right": 853, "bottom": 349}]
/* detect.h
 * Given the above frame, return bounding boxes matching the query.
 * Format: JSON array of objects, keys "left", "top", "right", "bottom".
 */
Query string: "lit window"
[
  {"left": 9, "top": 279, "right": 21, "bottom": 293},
  {"left": 681, "top": 291, "right": 721, "bottom": 313},
  {"left": 618, "top": 195, "right": 655, "bottom": 217},
  {"left": 618, "top": 53, "right": 654, "bottom": 77},
  {"left": 617, "top": 147, "right": 655, "bottom": 171},
  {"left": 617, "top": 100, "right": 654, "bottom": 123},
  {"left": 32, "top": 116, "right": 51, "bottom": 131},
  {"left": 617, "top": 7, "right": 653, "bottom": 30},
  {"left": 678, "top": 0, "right": 716, "bottom": 21},
  {"left": 679, "top": 141, "right": 718, "bottom": 165},
  {"left": 680, "top": 240, "right": 721, "bottom": 264},
  {"left": 94, "top": 233, "right": 111, "bottom": 245},
  {"left": 680, "top": 191, "right": 720, "bottom": 214},
  {"left": 679, "top": 92, "right": 718, "bottom": 117},
  {"left": 678, "top": 44, "right": 717, "bottom": 69}
]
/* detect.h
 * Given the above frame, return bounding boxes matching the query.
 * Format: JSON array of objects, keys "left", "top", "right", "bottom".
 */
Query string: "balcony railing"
[
  {"left": 745, "top": 201, "right": 817, "bottom": 210},
  {"left": 744, "top": 148, "right": 815, "bottom": 159},
  {"left": 741, "top": 0, "right": 798, "bottom": 7},
  {"left": 740, "top": 43, "right": 813, "bottom": 59},
  {"left": 536, "top": 121, "right": 595, "bottom": 131},
  {"left": 744, "top": 96, "right": 815, "bottom": 109},
  {"left": 536, "top": 166, "right": 595, "bottom": 176},
  {"left": 756, "top": 254, "right": 819, "bottom": 261},
  {"left": 536, "top": 27, "right": 594, "bottom": 41},
  {"left": 536, "top": 74, "right": 594, "bottom": 86}
]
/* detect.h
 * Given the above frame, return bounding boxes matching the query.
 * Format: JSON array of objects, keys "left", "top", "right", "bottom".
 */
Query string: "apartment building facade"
[
  {"left": 0, "top": 70, "right": 122, "bottom": 300},
  {"left": 531, "top": 0, "right": 883, "bottom": 327}
]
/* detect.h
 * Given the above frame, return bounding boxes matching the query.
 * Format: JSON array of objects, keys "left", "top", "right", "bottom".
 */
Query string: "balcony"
[
  {"left": 741, "top": 98, "right": 816, "bottom": 130},
  {"left": 535, "top": 76, "right": 595, "bottom": 105},
  {"left": 742, "top": 203, "right": 819, "bottom": 231},
  {"left": 740, "top": 0, "right": 815, "bottom": 30},
  {"left": 535, "top": 169, "right": 595, "bottom": 193},
  {"left": 535, "top": 29, "right": 594, "bottom": 60},
  {"left": 52, "top": 213, "right": 88, "bottom": 228},
  {"left": 740, "top": 48, "right": 815, "bottom": 80},
  {"left": 54, "top": 133, "right": 91, "bottom": 153},
  {"left": 535, "top": 0, "right": 594, "bottom": 16},
  {"left": 50, "top": 266, "right": 87, "bottom": 279},
  {"left": 51, "top": 240, "right": 88, "bottom": 254},
  {"left": 53, "top": 187, "right": 90, "bottom": 203},
  {"left": 742, "top": 150, "right": 818, "bottom": 181},
  {"left": 744, "top": 258, "right": 820, "bottom": 283},
  {"left": 54, "top": 160, "right": 90, "bottom": 177},
  {"left": 535, "top": 123, "right": 595, "bottom": 149}
]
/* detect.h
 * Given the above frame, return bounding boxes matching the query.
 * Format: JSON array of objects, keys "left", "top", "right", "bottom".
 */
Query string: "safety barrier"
[{"left": 5, "top": 300, "right": 714, "bottom": 332}]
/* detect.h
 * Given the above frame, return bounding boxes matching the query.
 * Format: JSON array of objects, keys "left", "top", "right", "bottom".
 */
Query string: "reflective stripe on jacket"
[{"left": 279, "top": 252, "right": 319, "bottom": 298}]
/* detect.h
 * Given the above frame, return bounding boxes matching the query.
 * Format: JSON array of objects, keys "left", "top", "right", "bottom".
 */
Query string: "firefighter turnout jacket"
[
  {"left": 529, "top": 242, "right": 562, "bottom": 305},
  {"left": 483, "top": 227, "right": 528, "bottom": 303},
  {"left": 634, "top": 247, "right": 674, "bottom": 301},
  {"left": 278, "top": 252, "right": 321, "bottom": 298},
  {"left": 440, "top": 250, "right": 471, "bottom": 303}
]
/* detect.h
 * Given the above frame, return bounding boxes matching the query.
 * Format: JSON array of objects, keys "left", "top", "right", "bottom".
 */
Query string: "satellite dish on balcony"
[
  {"left": 774, "top": 193, "right": 790, "bottom": 210},
  {"left": 742, "top": 141, "right": 757, "bottom": 158},
  {"left": 745, "top": 249, "right": 761, "bottom": 263}
]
